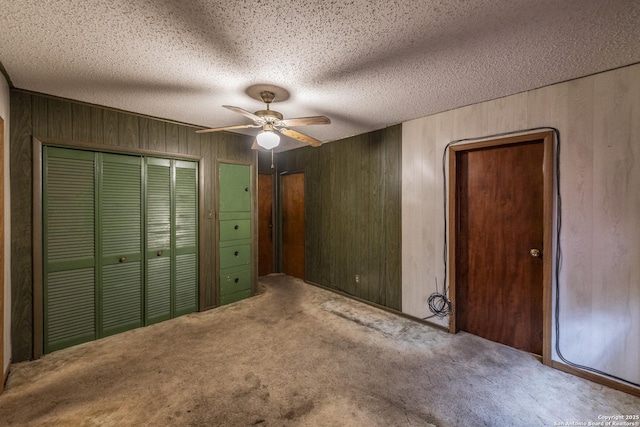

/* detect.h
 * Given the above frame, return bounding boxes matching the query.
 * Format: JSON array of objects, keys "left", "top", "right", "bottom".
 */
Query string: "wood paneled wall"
[
  {"left": 270, "top": 125, "right": 402, "bottom": 311},
  {"left": 10, "top": 90, "right": 254, "bottom": 362},
  {"left": 402, "top": 64, "right": 640, "bottom": 385}
]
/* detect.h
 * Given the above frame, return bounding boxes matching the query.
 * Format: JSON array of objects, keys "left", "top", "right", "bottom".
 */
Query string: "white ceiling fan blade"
[
  {"left": 195, "top": 123, "right": 260, "bottom": 134},
  {"left": 280, "top": 128, "right": 322, "bottom": 147},
  {"left": 223, "top": 105, "right": 264, "bottom": 123},
  {"left": 280, "top": 116, "right": 331, "bottom": 127}
]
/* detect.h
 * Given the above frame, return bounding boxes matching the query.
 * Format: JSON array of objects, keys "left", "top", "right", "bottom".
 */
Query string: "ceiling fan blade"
[
  {"left": 280, "top": 128, "right": 322, "bottom": 147},
  {"left": 280, "top": 116, "right": 331, "bottom": 127},
  {"left": 195, "top": 123, "right": 260, "bottom": 134},
  {"left": 223, "top": 105, "right": 264, "bottom": 123},
  {"left": 251, "top": 139, "right": 259, "bottom": 150}
]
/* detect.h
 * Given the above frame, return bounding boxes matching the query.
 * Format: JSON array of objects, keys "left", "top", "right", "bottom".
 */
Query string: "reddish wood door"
[
  {"left": 0, "top": 117, "right": 4, "bottom": 392},
  {"left": 454, "top": 140, "right": 544, "bottom": 355},
  {"left": 258, "top": 174, "right": 274, "bottom": 276},
  {"left": 282, "top": 173, "right": 305, "bottom": 280}
]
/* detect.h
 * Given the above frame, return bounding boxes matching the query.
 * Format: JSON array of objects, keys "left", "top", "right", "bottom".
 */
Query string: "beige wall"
[
  {"left": 402, "top": 63, "right": 640, "bottom": 385},
  {"left": 0, "top": 72, "right": 10, "bottom": 380}
]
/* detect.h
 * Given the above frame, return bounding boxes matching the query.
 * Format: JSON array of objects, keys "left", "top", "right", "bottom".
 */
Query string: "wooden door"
[
  {"left": 0, "top": 117, "right": 4, "bottom": 392},
  {"left": 282, "top": 173, "right": 305, "bottom": 280},
  {"left": 451, "top": 134, "right": 552, "bottom": 357},
  {"left": 258, "top": 174, "right": 274, "bottom": 276}
]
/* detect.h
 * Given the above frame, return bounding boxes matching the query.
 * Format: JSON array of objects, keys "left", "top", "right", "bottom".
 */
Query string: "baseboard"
[
  {"left": 304, "top": 280, "right": 449, "bottom": 332},
  {"left": 550, "top": 360, "right": 640, "bottom": 398}
]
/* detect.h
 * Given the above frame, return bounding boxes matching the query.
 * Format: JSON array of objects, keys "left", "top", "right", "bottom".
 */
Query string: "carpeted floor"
[{"left": 0, "top": 274, "right": 638, "bottom": 426}]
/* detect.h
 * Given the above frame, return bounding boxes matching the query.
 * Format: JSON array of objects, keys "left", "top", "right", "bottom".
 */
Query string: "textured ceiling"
[{"left": 2, "top": 0, "right": 639, "bottom": 151}]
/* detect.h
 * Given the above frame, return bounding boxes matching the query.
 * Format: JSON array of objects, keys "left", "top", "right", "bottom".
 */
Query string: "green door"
[
  {"left": 43, "top": 147, "right": 96, "bottom": 353},
  {"left": 218, "top": 163, "right": 252, "bottom": 305},
  {"left": 219, "top": 163, "right": 251, "bottom": 213},
  {"left": 174, "top": 160, "right": 198, "bottom": 315},
  {"left": 145, "top": 158, "right": 172, "bottom": 324},
  {"left": 99, "top": 153, "right": 143, "bottom": 337},
  {"left": 43, "top": 148, "right": 198, "bottom": 352},
  {"left": 146, "top": 158, "right": 198, "bottom": 320}
]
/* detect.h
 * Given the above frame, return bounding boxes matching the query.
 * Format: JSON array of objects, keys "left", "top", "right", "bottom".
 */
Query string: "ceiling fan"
[{"left": 196, "top": 90, "right": 331, "bottom": 150}]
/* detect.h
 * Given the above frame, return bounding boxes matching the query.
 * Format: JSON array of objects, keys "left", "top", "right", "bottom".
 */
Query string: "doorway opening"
[{"left": 449, "top": 131, "right": 554, "bottom": 364}]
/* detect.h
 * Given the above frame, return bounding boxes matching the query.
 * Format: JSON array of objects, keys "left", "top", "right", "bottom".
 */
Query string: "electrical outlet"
[{"left": 355, "top": 274, "right": 360, "bottom": 284}]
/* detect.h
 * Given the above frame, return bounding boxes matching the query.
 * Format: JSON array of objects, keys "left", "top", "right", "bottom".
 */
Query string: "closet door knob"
[
  {"left": 119, "top": 257, "right": 126, "bottom": 263},
  {"left": 157, "top": 250, "right": 163, "bottom": 257},
  {"left": 244, "top": 187, "right": 249, "bottom": 192},
  {"left": 234, "top": 251, "right": 239, "bottom": 256},
  {"left": 234, "top": 278, "right": 239, "bottom": 283},
  {"left": 234, "top": 225, "right": 239, "bottom": 230}
]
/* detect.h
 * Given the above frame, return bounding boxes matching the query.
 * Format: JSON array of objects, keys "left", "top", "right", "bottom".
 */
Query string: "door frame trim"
[
  {"left": 448, "top": 131, "right": 554, "bottom": 365},
  {"left": 32, "top": 136, "right": 203, "bottom": 359}
]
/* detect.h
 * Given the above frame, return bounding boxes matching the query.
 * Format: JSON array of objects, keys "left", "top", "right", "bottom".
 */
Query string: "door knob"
[
  {"left": 119, "top": 257, "right": 126, "bottom": 263},
  {"left": 530, "top": 248, "right": 541, "bottom": 258},
  {"left": 157, "top": 250, "right": 163, "bottom": 257}
]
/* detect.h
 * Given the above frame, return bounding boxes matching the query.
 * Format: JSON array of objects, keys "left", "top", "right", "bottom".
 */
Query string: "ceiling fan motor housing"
[{"left": 255, "top": 109, "right": 283, "bottom": 122}]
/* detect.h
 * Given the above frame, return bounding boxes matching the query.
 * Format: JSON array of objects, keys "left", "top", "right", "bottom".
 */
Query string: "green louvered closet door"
[
  {"left": 43, "top": 148, "right": 198, "bottom": 353},
  {"left": 99, "top": 153, "right": 144, "bottom": 336},
  {"left": 174, "top": 160, "right": 198, "bottom": 315},
  {"left": 43, "top": 147, "right": 97, "bottom": 353},
  {"left": 146, "top": 158, "right": 172, "bottom": 324},
  {"left": 145, "top": 158, "right": 198, "bottom": 322}
]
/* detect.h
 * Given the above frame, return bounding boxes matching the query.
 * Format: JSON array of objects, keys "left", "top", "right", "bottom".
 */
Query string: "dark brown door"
[
  {"left": 454, "top": 140, "right": 544, "bottom": 355},
  {"left": 0, "top": 117, "right": 4, "bottom": 392},
  {"left": 282, "top": 173, "right": 305, "bottom": 280},
  {"left": 258, "top": 174, "right": 274, "bottom": 276}
]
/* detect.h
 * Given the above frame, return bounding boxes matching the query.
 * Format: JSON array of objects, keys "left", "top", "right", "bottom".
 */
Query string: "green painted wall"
[
  {"left": 269, "top": 125, "right": 402, "bottom": 311},
  {"left": 10, "top": 89, "right": 254, "bottom": 361}
]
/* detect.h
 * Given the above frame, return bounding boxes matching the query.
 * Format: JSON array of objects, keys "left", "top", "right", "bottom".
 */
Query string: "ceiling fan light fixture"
[
  {"left": 197, "top": 84, "right": 328, "bottom": 148},
  {"left": 256, "top": 129, "right": 280, "bottom": 149}
]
